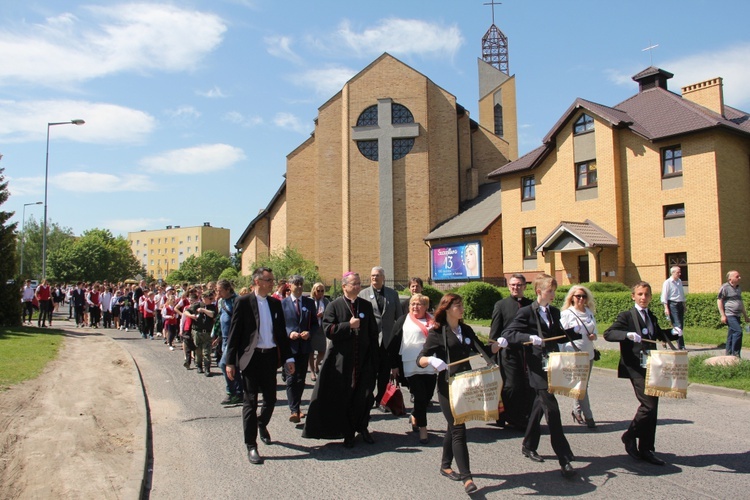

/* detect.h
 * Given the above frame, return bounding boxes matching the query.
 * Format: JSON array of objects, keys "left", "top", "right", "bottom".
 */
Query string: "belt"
[{"left": 255, "top": 347, "right": 276, "bottom": 354}]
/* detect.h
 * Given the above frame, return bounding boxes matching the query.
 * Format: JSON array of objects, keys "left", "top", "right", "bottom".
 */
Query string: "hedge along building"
[
  {"left": 488, "top": 67, "right": 750, "bottom": 293},
  {"left": 235, "top": 18, "right": 518, "bottom": 283}
]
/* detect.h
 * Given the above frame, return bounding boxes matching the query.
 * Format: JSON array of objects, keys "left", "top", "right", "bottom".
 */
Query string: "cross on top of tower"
[{"left": 484, "top": 0, "right": 502, "bottom": 25}]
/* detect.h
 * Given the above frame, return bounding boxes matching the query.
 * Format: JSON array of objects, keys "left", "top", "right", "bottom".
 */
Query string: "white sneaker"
[
  {"left": 169, "top": 346, "right": 175, "bottom": 351},
  {"left": 125, "top": 327, "right": 129, "bottom": 332}
]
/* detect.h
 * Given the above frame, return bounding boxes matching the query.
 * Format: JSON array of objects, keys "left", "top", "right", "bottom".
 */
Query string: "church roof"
[
  {"left": 535, "top": 220, "right": 618, "bottom": 253},
  {"left": 234, "top": 180, "right": 286, "bottom": 249},
  {"left": 424, "top": 182, "right": 501, "bottom": 240},
  {"left": 488, "top": 67, "right": 750, "bottom": 179}
]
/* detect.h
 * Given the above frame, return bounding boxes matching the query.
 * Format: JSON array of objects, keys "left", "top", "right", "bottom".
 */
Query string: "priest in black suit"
[
  {"left": 303, "top": 272, "right": 379, "bottom": 448},
  {"left": 503, "top": 274, "right": 580, "bottom": 478},
  {"left": 226, "top": 267, "right": 294, "bottom": 465},
  {"left": 604, "top": 281, "right": 681, "bottom": 466},
  {"left": 489, "top": 273, "right": 534, "bottom": 428}
]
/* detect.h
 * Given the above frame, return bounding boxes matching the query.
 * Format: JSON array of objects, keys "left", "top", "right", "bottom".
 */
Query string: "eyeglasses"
[{"left": 573, "top": 294, "right": 587, "bottom": 299}]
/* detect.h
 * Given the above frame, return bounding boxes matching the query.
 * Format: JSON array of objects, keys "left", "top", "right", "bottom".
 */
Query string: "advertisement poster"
[{"left": 431, "top": 242, "right": 481, "bottom": 281}]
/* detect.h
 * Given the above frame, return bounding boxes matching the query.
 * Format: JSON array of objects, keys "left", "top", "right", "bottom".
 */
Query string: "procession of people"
[{"left": 19, "top": 269, "right": 690, "bottom": 493}]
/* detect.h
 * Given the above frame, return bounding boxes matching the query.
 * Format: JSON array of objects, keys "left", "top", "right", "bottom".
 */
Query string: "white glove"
[
  {"left": 428, "top": 356, "right": 447, "bottom": 372},
  {"left": 627, "top": 332, "right": 642, "bottom": 343},
  {"left": 529, "top": 335, "right": 543, "bottom": 346},
  {"left": 495, "top": 337, "right": 509, "bottom": 348},
  {"left": 672, "top": 327, "right": 683, "bottom": 336}
]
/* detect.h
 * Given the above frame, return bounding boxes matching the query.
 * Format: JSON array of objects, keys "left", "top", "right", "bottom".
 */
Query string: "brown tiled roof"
[
  {"left": 488, "top": 145, "right": 547, "bottom": 177},
  {"left": 424, "top": 182, "right": 501, "bottom": 240},
  {"left": 489, "top": 67, "right": 750, "bottom": 178},
  {"left": 535, "top": 219, "right": 618, "bottom": 252},
  {"left": 614, "top": 87, "right": 750, "bottom": 140}
]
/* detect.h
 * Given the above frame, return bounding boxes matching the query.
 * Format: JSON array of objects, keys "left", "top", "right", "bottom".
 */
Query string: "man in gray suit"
[{"left": 359, "top": 266, "right": 403, "bottom": 407}]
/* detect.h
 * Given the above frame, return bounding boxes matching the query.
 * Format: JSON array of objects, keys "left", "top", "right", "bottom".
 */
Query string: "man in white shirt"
[{"left": 660, "top": 266, "right": 686, "bottom": 350}]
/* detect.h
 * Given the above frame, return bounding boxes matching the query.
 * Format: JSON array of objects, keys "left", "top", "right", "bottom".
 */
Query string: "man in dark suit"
[
  {"left": 604, "top": 281, "right": 681, "bottom": 466},
  {"left": 489, "top": 273, "right": 534, "bottom": 429},
  {"left": 503, "top": 274, "right": 580, "bottom": 478},
  {"left": 359, "top": 266, "right": 403, "bottom": 406},
  {"left": 226, "top": 267, "right": 294, "bottom": 465},
  {"left": 281, "top": 275, "right": 318, "bottom": 423}
]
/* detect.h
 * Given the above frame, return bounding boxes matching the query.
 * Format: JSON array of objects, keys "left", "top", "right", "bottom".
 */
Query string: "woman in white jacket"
[{"left": 559, "top": 285, "right": 598, "bottom": 429}]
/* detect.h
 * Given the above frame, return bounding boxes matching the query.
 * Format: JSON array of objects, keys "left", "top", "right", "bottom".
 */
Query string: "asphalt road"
[{"left": 107, "top": 329, "right": 750, "bottom": 499}]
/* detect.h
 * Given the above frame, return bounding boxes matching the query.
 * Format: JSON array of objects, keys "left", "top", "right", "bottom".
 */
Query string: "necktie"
[
  {"left": 375, "top": 289, "right": 384, "bottom": 313},
  {"left": 295, "top": 298, "right": 300, "bottom": 316},
  {"left": 641, "top": 309, "right": 651, "bottom": 336}
]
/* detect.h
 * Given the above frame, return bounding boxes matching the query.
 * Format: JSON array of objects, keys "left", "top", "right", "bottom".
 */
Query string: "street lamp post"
[
  {"left": 42, "top": 119, "right": 85, "bottom": 280},
  {"left": 20, "top": 201, "right": 43, "bottom": 277}
]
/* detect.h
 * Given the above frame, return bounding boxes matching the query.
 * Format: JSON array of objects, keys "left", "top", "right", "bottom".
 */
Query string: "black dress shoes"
[
  {"left": 621, "top": 433, "right": 641, "bottom": 461},
  {"left": 343, "top": 437, "right": 354, "bottom": 448},
  {"left": 522, "top": 446, "right": 544, "bottom": 462},
  {"left": 560, "top": 461, "right": 577, "bottom": 478},
  {"left": 360, "top": 429, "right": 375, "bottom": 444},
  {"left": 640, "top": 450, "right": 666, "bottom": 465},
  {"left": 464, "top": 480, "right": 478, "bottom": 494},
  {"left": 258, "top": 424, "right": 272, "bottom": 445},
  {"left": 440, "top": 469, "right": 461, "bottom": 481},
  {"left": 247, "top": 446, "right": 263, "bottom": 465}
]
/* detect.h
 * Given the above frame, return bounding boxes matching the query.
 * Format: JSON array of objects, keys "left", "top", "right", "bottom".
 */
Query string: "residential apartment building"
[
  {"left": 128, "top": 223, "right": 230, "bottom": 280},
  {"left": 488, "top": 67, "right": 750, "bottom": 293}
]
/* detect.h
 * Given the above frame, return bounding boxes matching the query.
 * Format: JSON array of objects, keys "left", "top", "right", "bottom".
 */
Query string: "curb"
[{"left": 117, "top": 340, "right": 149, "bottom": 500}]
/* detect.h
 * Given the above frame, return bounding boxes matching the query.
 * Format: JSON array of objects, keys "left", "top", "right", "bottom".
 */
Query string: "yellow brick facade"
[
  {"left": 498, "top": 104, "right": 750, "bottom": 293},
  {"left": 128, "top": 224, "right": 230, "bottom": 280},
  {"left": 237, "top": 54, "right": 512, "bottom": 282}
]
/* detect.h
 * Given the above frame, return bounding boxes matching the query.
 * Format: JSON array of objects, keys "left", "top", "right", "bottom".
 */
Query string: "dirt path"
[{"left": 0, "top": 329, "right": 144, "bottom": 500}]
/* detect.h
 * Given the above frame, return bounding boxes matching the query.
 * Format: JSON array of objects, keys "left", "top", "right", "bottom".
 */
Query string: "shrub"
[
  {"left": 454, "top": 282, "right": 502, "bottom": 320},
  {"left": 420, "top": 284, "right": 444, "bottom": 311}
]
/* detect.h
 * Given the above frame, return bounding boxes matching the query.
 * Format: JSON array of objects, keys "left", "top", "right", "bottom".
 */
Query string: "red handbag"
[{"left": 380, "top": 377, "right": 405, "bottom": 416}]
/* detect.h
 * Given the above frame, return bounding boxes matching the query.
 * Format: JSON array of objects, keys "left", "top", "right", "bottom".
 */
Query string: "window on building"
[
  {"left": 150, "top": 239, "right": 154, "bottom": 244},
  {"left": 195, "top": 246, "right": 198, "bottom": 252},
  {"left": 494, "top": 103, "right": 503, "bottom": 136},
  {"left": 576, "top": 161, "right": 597, "bottom": 189},
  {"left": 663, "top": 204, "right": 685, "bottom": 220},
  {"left": 158, "top": 238, "right": 161, "bottom": 244},
  {"left": 172, "top": 248, "right": 175, "bottom": 254},
  {"left": 171, "top": 259, "right": 175, "bottom": 264},
  {"left": 665, "top": 252, "right": 688, "bottom": 285},
  {"left": 662, "top": 146, "right": 682, "bottom": 177},
  {"left": 196, "top": 235, "right": 199, "bottom": 242},
  {"left": 157, "top": 248, "right": 161, "bottom": 254},
  {"left": 135, "top": 240, "right": 139, "bottom": 246},
  {"left": 522, "top": 176, "right": 535, "bottom": 201},
  {"left": 523, "top": 227, "right": 537, "bottom": 259},
  {"left": 150, "top": 260, "right": 154, "bottom": 266},
  {"left": 179, "top": 241, "right": 183, "bottom": 245},
  {"left": 574, "top": 114, "right": 594, "bottom": 135},
  {"left": 172, "top": 237, "right": 175, "bottom": 243},
  {"left": 150, "top": 250, "right": 154, "bottom": 255},
  {"left": 187, "top": 236, "right": 191, "bottom": 242},
  {"left": 187, "top": 247, "right": 191, "bottom": 253}
]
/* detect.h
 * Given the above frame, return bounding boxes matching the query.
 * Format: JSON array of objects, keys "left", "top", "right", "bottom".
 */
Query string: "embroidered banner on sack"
[
  {"left": 546, "top": 352, "right": 590, "bottom": 400},
  {"left": 645, "top": 350, "right": 688, "bottom": 399},
  {"left": 448, "top": 365, "right": 502, "bottom": 425}
]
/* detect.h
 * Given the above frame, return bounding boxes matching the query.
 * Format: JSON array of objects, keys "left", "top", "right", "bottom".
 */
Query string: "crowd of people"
[{"left": 19, "top": 267, "right": 697, "bottom": 494}]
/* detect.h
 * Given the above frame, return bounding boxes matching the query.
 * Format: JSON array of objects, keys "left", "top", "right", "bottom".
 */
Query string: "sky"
[{"left": 2, "top": 0, "right": 749, "bottom": 252}]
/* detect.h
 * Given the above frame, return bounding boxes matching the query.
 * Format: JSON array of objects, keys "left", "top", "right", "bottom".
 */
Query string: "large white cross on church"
[{"left": 351, "top": 98, "right": 420, "bottom": 278}]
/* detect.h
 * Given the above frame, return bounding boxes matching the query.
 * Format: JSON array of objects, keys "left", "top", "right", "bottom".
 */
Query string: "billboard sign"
[{"left": 431, "top": 241, "right": 481, "bottom": 281}]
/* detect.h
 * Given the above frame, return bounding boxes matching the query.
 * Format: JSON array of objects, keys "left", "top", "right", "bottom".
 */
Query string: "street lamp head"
[{"left": 71, "top": 119, "right": 85, "bottom": 125}]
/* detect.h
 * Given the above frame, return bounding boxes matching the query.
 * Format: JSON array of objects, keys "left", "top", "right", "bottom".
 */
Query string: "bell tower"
[{"left": 478, "top": 1, "right": 518, "bottom": 160}]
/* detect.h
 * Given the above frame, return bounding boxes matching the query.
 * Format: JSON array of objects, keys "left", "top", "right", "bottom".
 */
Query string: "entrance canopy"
[{"left": 535, "top": 220, "right": 617, "bottom": 253}]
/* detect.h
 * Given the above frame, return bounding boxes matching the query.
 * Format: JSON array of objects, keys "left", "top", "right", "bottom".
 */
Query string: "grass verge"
[{"left": 0, "top": 326, "right": 64, "bottom": 389}]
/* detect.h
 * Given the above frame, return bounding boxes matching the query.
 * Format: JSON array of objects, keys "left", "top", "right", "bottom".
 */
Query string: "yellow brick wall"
[
  {"left": 477, "top": 76, "right": 517, "bottom": 161},
  {"left": 500, "top": 109, "right": 750, "bottom": 292}
]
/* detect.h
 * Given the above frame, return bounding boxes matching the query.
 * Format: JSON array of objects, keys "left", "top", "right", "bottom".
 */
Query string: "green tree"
[
  {"left": 47, "top": 228, "right": 143, "bottom": 282},
  {"left": 15, "top": 215, "right": 75, "bottom": 280},
  {"left": 252, "top": 247, "right": 321, "bottom": 288},
  {"left": 167, "top": 250, "right": 232, "bottom": 284},
  {"left": 0, "top": 166, "right": 21, "bottom": 326}
]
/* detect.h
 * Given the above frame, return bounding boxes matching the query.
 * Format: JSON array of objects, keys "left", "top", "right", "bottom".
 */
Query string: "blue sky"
[{"left": 2, "top": 0, "right": 749, "bottom": 250}]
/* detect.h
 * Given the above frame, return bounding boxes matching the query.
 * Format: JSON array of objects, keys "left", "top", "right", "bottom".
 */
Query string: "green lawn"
[{"left": 0, "top": 326, "right": 64, "bottom": 389}]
